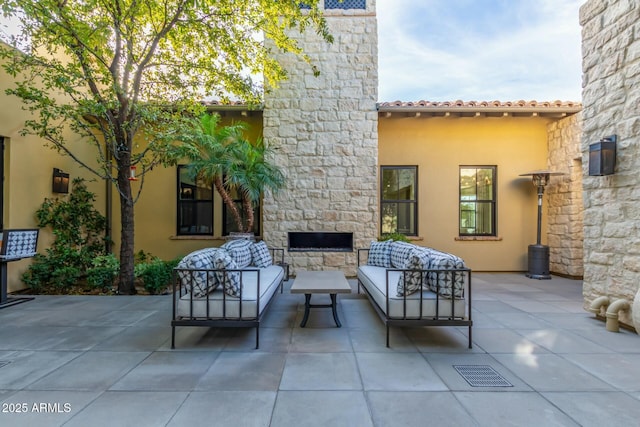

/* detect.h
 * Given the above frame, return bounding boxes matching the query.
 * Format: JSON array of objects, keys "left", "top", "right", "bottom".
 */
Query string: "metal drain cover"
[{"left": 453, "top": 365, "right": 513, "bottom": 387}]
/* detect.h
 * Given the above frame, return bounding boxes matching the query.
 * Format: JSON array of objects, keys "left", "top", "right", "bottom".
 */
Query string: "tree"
[
  {"left": 183, "top": 113, "right": 285, "bottom": 233},
  {"left": 0, "top": 0, "right": 331, "bottom": 294}
]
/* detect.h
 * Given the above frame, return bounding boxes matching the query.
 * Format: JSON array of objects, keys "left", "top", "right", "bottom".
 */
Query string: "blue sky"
[
  {"left": 377, "top": 0, "right": 584, "bottom": 102},
  {"left": 1, "top": 0, "right": 584, "bottom": 103}
]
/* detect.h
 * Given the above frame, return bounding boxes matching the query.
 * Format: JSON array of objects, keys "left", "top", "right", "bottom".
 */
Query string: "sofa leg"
[
  {"left": 255, "top": 326, "right": 260, "bottom": 350},
  {"left": 386, "top": 324, "right": 390, "bottom": 348}
]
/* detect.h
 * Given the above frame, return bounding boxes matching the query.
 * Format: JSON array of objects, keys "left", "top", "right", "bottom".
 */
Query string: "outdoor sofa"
[
  {"left": 357, "top": 240, "right": 473, "bottom": 347},
  {"left": 171, "top": 239, "right": 285, "bottom": 349}
]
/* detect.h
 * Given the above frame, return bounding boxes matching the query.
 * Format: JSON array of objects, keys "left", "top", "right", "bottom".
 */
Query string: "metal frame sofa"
[
  {"left": 357, "top": 240, "right": 473, "bottom": 348},
  {"left": 171, "top": 239, "right": 285, "bottom": 349}
]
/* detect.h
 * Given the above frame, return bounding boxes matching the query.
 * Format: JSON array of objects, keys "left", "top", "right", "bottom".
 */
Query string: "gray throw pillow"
[{"left": 367, "top": 240, "right": 392, "bottom": 268}]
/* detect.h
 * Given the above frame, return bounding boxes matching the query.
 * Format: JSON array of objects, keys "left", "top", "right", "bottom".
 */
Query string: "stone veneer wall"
[
  {"left": 262, "top": 3, "right": 379, "bottom": 276},
  {"left": 547, "top": 113, "right": 584, "bottom": 278},
  {"left": 580, "top": 0, "right": 640, "bottom": 325}
]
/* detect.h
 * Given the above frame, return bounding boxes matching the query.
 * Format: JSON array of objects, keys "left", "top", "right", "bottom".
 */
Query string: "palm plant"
[{"left": 182, "top": 113, "right": 285, "bottom": 234}]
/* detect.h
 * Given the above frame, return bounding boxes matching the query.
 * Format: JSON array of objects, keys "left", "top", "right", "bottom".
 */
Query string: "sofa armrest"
[
  {"left": 357, "top": 248, "right": 370, "bottom": 267},
  {"left": 269, "top": 247, "right": 285, "bottom": 265}
]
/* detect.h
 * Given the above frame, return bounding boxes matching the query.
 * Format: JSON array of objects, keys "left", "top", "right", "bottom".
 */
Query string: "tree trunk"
[
  {"left": 213, "top": 176, "right": 244, "bottom": 232},
  {"left": 117, "top": 164, "right": 136, "bottom": 295},
  {"left": 243, "top": 195, "right": 254, "bottom": 233}
]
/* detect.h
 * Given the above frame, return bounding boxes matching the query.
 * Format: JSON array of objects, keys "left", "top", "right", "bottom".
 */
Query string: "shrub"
[
  {"left": 134, "top": 249, "right": 154, "bottom": 264},
  {"left": 22, "top": 178, "right": 109, "bottom": 293},
  {"left": 51, "top": 266, "right": 81, "bottom": 290},
  {"left": 378, "top": 232, "right": 410, "bottom": 243},
  {"left": 165, "top": 257, "right": 181, "bottom": 271},
  {"left": 21, "top": 254, "right": 52, "bottom": 292},
  {"left": 86, "top": 254, "right": 120, "bottom": 290},
  {"left": 135, "top": 256, "right": 179, "bottom": 295}
]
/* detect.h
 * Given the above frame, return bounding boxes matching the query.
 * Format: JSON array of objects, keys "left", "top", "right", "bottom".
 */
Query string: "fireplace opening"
[{"left": 288, "top": 232, "right": 353, "bottom": 252}]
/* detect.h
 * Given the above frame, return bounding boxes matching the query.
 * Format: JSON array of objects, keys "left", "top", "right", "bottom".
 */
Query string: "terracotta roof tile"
[
  {"left": 197, "top": 99, "right": 582, "bottom": 117},
  {"left": 377, "top": 100, "right": 582, "bottom": 118},
  {"left": 377, "top": 100, "right": 581, "bottom": 109}
]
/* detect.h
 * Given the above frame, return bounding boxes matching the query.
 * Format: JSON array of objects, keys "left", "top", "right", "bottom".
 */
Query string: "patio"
[{"left": 0, "top": 272, "right": 639, "bottom": 427}]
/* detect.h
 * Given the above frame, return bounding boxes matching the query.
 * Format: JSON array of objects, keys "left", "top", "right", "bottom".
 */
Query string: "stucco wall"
[
  {"left": 378, "top": 115, "right": 552, "bottom": 271},
  {"left": 580, "top": 0, "right": 640, "bottom": 325},
  {"left": 547, "top": 113, "right": 584, "bottom": 278},
  {"left": 263, "top": 4, "right": 379, "bottom": 276},
  {"left": 0, "top": 47, "right": 103, "bottom": 292}
]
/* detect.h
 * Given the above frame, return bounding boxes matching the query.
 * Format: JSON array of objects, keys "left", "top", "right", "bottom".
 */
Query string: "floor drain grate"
[
  {"left": 0, "top": 361, "right": 10, "bottom": 369},
  {"left": 453, "top": 365, "right": 513, "bottom": 387}
]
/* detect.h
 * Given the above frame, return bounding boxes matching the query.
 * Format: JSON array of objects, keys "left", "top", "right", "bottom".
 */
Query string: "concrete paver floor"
[{"left": 0, "top": 273, "right": 638, "bottom": 427}]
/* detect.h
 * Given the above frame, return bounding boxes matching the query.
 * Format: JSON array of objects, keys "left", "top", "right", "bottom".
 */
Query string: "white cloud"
[
  {"left": 2, "top": 1, "right": 584, "bottom": 103},
  {"left": 377, "top": 0, "right": 584, "bottom": 102}
]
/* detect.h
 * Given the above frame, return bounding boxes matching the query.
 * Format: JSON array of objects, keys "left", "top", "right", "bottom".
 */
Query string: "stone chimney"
[{"left": 263, "top": 1, "right": 379, "bottom": 276}]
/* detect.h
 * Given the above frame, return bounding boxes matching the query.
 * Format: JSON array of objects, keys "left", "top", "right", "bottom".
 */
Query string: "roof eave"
[{"left": 377, "top": 105, "right": 582, "bottom": 114}]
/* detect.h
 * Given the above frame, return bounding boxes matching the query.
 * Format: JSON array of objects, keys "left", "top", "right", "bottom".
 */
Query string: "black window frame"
[
  {"left": 380, "top": 165, "right": 418, "bottom": 236},
  {"left": 176, "top": 165, "right": 214, "bottom": 236},
  {"left": 459, "top": 165, "right": 497, "bottom": 236}
]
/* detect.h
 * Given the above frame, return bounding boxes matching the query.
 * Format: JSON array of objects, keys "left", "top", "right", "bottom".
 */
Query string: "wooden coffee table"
[{"left": 290, "top": 270, "right": 352, "bottom": 327}]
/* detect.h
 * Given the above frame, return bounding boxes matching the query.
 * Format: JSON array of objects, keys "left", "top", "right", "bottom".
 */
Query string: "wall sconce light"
[
  {"left": 52, "top": 168, "right": 70, "bottom": 193},
  {"left": 589, "top": 135, "right": 617, "bottom": 176},
  {"left": 128, "top": 166, "right": 138, "bottom": 181}
]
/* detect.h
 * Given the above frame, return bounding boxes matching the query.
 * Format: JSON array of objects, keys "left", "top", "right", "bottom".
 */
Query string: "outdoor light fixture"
[
  {"left": 128, "top": 166, "right": 138, "bottom": 181},
  {"left": 52, "top": 168, "right": 70, "bottom": 193},
  {"left": 519, "top": 170, "right": 564, "bottom": 280},
  {"left": 589, "top": 135, "right": 617, "bottom": 176}
]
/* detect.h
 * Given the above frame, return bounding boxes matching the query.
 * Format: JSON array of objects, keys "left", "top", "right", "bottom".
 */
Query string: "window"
[
  {"left": 381, "top": 166, "right": 417, "bottom": 236},
  {"left": 222, "top": 185, "right": 260, "bottom": 236},
  {"left": 459, "top": 166, "right": 496, "bottom": 236},
  {"left": 300, "top": 1, "right": 366, "bottom": 9},
  {"left": 177, "top": 165, "right": 213, "bottom": 235},
  {"left": 325, "top": 0, "right": 366, "bottom": 9}
]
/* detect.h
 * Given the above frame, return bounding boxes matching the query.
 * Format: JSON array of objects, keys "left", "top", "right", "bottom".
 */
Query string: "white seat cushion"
[
  {"left": 358, "top": 265, "right": 466, "bottom": 319},
  {"left": 177, "top": 265, "right": 284, "bottom": 319}
]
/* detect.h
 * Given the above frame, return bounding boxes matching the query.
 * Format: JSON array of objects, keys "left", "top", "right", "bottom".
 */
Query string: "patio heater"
[{"left": 519, "top": 170, "right": 564, "bottom": 279}]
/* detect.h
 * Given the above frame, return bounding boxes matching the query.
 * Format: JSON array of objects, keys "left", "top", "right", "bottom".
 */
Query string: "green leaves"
[
  {"left": 23, "top": 178, "right": 111, "bottom": 292},
  {"left": 3, "top": 0, "right": 330, "bottom": 289},
  {"left": 1, "top": 0, "right": 331, "bottom": 184},
  {"left": 182, "top": 112, "right": 285, "bottom": 232}
]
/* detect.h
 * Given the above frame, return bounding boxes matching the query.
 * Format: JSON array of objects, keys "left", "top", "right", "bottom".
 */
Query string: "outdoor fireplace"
[{"left": 287, "top": 232, "right": 354, "bottom": 252}]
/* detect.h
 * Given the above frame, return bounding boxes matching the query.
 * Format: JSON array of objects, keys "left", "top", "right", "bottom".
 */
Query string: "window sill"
[
  {"left": 455, "top": 236, "right": 503, "bottom": 241},
  {"left": 170, "top": 235, "right": 264, "bottom": 241},
  {"left": 170, "top": 235, "right": 223, "bottom": 240}
]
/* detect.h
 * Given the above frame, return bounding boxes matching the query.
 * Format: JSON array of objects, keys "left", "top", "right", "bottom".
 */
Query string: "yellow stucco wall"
[
  {"left": 1, "top": 51, "right": 104, "bottom": 292},
  {"left": 378, "top": 115, "right": 552, "bottom": 271}
]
